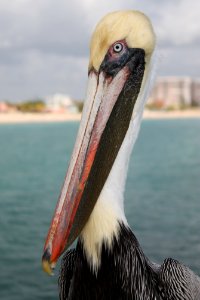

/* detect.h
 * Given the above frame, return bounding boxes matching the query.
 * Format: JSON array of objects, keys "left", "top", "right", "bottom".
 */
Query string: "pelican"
[{"left": 42, "top": 10, "right": 200, "bottom": 299}]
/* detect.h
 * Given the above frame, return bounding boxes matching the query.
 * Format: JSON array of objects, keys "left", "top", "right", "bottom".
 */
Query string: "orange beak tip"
[
  {"left": 42, "top": 259, "right": 54, "bottom": 276},
  {"left": 42, "top": 248, "right": 57, "bottom": 276}
]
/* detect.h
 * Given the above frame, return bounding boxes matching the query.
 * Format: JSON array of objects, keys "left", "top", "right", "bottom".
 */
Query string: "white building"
[
  {"left": 149, "top": 77, "right": 194, "bottom": 108},
  {"left": 45, "top": 94, "right": 78, "bottom": 113}
]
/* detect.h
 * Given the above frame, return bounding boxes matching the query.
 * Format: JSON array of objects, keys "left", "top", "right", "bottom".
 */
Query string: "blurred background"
[{"left": 0, "top": 1, "right": 200, "bottom": 299}]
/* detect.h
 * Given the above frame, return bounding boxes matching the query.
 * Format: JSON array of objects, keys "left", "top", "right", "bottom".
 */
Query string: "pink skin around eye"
[{"left": 108, "top": 39, "right": 127, "bottom": 58}]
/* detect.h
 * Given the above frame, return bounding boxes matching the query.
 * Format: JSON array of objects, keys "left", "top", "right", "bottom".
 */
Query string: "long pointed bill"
[{"left": 42, "top": 48, "right": 145, "bottom": 274}]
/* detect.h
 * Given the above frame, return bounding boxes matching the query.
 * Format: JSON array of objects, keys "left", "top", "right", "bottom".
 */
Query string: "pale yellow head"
[{"left": 89, "top": 10, "right": 156, "bottom": 71}]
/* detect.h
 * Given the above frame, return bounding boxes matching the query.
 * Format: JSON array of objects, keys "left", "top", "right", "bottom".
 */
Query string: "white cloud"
[
  {"left": 80, "top": 0, "right": 199, "bottom": 47},
  {"left": 0, "top": 0, "right": 199, "bottom": 101},
  {"left": 158, "top": 46, "right": 200, "bottom": 76},
  {"left": 157, "top": 0, "right": 200, "bottom": 45},
  {"left": 0, "top": 51, "right": 88, "bottom": 101}
]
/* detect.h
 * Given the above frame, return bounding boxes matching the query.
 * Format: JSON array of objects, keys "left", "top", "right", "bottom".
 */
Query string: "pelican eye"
[{"left": 113, "top": 43, "right": 123, "bottom": 53}]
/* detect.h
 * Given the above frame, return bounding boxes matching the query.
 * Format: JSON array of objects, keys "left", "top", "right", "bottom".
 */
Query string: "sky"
[{"left": 0, "top": 0, "right": 200, "bottom": 102}]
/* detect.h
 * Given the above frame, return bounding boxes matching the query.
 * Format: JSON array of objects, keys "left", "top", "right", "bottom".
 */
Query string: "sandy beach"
[
  {"left": 0, "top": 112, "right": 82, "bottom": 124},
  {"left": 143, "top": 109, "right": 200, "bottom": 119},
  {"left": 0, "top": 110, "right": 200, "bottom": 124}
]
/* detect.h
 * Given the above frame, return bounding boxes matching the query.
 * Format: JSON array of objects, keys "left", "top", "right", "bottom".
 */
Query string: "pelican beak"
[{"left": 42, "top": 47, "right": 145, "bottom": 274}]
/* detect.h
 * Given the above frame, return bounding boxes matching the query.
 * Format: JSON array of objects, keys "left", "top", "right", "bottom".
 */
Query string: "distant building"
[
  {"left": 0, "top": 102, "right": 9, "bottom": 112},
  {"left": 192, "top": 79, "right": 200, "bottom": 106},
  {"left": 149, "top": 77, "right": 200, "bottom": 109},
  {"left": 45, "top": 94, "right": 78, "bottom": 113}
]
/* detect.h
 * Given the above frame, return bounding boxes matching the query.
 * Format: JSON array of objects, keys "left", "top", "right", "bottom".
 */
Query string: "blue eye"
[{"left": 113, "top": 43, "right": 123, "bottom": 53}]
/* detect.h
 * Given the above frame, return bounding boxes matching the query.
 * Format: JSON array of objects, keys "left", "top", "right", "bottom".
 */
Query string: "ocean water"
[{"left": 0, "top": 119, "right": 200, "bottom": 300}]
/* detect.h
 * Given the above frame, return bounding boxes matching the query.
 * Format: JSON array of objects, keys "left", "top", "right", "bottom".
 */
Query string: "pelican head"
[{"left": 42, "top": 10, "right": 155, "bottom": 274}]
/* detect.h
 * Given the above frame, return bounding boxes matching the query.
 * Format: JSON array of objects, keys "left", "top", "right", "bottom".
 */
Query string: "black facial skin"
[
  {"left": 66, "top": 44, "right": 145, "bottom": 248},
  {"left": 100, "top": 45, "right": 145, "bottom": 77}
]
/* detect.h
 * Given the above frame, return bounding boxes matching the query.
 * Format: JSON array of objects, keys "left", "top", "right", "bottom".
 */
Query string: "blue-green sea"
[{"left": 0, "top": 119, "right": 200, "bottom": 300}]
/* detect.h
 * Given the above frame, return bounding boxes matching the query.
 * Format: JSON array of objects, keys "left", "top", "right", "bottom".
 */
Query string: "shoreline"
[
  {"left": 0, "top": 112, "right": 82, "bottom": 124},
  {"left": 143, "top": 109, "right": 200, "bottom": 119},
  {"left": 0, "top": 110, "right": 200, "bottom": 124}
]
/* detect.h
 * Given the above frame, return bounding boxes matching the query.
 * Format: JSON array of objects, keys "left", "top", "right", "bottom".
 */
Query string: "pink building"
[
  {"left": 149, "top": 77, "right": 200, "bottom": 108},
  {"left": 0, "top": 102, "right": 9, "bottom": 112}
]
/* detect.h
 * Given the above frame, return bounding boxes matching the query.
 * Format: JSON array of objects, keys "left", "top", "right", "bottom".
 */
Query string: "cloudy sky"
[{"left": 0, "top": 0, "right": 200, "bottom": 102}]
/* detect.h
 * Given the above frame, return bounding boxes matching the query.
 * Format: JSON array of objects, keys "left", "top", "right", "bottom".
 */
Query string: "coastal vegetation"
[
  {"left": 146, "top": 101, "right": 196, "bottom": 111},
  {"left": 0, "top": 98, "right": 84, "bottom": 113},
  {"left": 74, "top": 100, "right": 84, "bottom": 112},
  {"left": 16, "top": 100, "right": 45, "bottom": 112},
  {"left": 0, "top": 95, "right": 199, "bottom": 116}
]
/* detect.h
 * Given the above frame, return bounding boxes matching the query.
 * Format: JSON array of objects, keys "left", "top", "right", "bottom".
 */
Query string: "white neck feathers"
[{"left": 80, "top": 54, "right": 156, "bottom": 271}]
